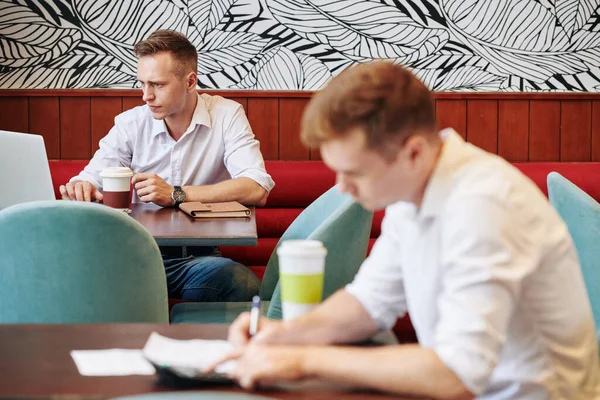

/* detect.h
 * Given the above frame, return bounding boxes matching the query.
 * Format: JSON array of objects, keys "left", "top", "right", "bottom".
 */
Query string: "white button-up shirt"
[
  {"left": 346, "top": 129, "right": 600, "bottom": 399},
  {"left": 71, "top": 93, "right": 274, "bottom": 203}
]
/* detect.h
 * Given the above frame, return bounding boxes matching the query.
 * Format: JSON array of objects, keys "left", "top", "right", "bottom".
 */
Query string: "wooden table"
[
  {"left": 0, "top": 324, "right": 415, "bottom": 399},
  {"left": 130, "top": 204, "right": 257, "bottom": 246}
]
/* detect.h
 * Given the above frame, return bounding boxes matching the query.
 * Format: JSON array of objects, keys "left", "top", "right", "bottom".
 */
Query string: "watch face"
[
  {"left": 172, "top": 187, "right": 186, "bottom": 204},
  {"left": 175, "top": 191, "right": 185, "bottom": 202}
]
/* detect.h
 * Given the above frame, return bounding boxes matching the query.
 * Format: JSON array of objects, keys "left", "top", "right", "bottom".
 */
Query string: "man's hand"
[
  {"left": 205, "top": 344, "right": 310, "bottom": 390},
  {"left": 227, "top": 312, "right": 289, "bottom": 347},
  {"left": 228, "top": 291, "right": 375, "bottom": 347},
  {"left": 132, "top": 173, "right": 174, "bottom": 207},
  {"left": 59, "top": 181, "right": 103, "bottom": 202}
]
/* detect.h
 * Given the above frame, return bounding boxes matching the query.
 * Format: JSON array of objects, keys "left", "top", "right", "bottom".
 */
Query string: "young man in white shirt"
[
  {"left": 212, "top": 62, "right": 600, "bottom": 399},
  {"left": 59, "top": 30, "right": 274, "bottom": 302}
]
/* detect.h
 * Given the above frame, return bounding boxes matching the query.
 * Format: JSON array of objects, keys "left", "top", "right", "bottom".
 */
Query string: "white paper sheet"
[
  {"left": 70, "top": 332, "right": 237, "bottom": 377},
  {"left": 70, "top": 349, "right": 155, "bottom": 376},
  {"left": 142, "top": 332, "right": 237, "bottom": 374}
]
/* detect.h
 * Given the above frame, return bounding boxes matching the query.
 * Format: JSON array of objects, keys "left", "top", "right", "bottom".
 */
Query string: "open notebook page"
[{"left": 142, "top": 332, "right": 237, "bottom": 374}]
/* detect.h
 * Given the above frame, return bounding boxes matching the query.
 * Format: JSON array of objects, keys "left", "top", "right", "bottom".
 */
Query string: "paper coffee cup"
[
  {"left": 100, "top": 167, "right": 133, "bottom": 210},
  {"left": 277, "top": 240, "right": 327, "bottom": 320}
]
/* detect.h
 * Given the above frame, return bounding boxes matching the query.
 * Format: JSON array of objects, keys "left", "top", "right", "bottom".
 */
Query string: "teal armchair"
[
  {"left": 170, "top": 185, "right": 373, "bottom": 322},
  {"left": 547, "top": 172, "right": 600, "bottom": 339},
  {"left": 0, "top": 201, "right": 168, "bottom": 323}
]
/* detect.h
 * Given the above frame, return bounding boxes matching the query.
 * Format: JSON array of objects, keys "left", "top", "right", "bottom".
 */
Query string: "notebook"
[
  {"left": 0, "top": 130, "right": 55, "bottom": 210},
  {"left": 142, "top": 332, "right": 235, "bottom": 386},
  {"left": 179, "top": 201, "right": 251, "bottom": 218}
]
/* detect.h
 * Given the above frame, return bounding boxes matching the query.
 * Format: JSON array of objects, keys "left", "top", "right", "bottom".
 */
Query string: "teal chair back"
[
  {"left": 547, "top": 172, "right": 600, "bottom": 332},
  {"left": 170, "top": 186, "right": 373, "bottom": 323},
  {"left": 259, "top": 185, "right": 370, "bottom": 299},
  {"left": 264, "top": 186, "right": 373, "bottom": 319},
  {"left": 0, "top": 201, "right": 169, "bottom": 323}
]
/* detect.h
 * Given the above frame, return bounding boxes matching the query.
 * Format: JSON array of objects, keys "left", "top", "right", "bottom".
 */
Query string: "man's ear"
[
  {"left": 404, "top": 135, "right": 427, "bottom": 165},
  {"left": 186, "top": 72, "right": 198, "bottom": 91}
]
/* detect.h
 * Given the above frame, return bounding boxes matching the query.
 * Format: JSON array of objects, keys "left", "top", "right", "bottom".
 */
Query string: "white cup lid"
[
  {"left": 280, "top": 240, "right": 324, "bottom": 248},
  {"left": 100, "top": 167, "right": 134, "bottom": 178},
  {"left": 277, "top": 240, "right": 327, "bottom": 257}
]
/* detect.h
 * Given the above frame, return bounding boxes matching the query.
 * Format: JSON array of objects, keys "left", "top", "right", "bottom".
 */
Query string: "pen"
[{"left": 249, "top": 295, "right": 260, "bottom": 337}]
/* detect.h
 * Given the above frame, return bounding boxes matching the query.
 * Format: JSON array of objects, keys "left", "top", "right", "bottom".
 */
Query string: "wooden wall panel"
[
  {"left": 91, "top": 97, "right": 122, "bottom": 153},
  {"left": 529, "top": 101, "right": 560, "bottom": 161},
  {"left": 228, "top": 97, "right": 247, "bottom": 114},
  {"left": 279, "top": 98, "right": 310, "bottom": 160},
  {"left": 60, "top": 97, "right": 91, "bottom": 159},
  {"left": 561, "top": 100, "right": 591, "bottom": 161},
  {"left": 435, "top": 100, "right": 466, "bottom": 139},
  {"left": 29, "top": 97, "right": 60, "bottom": 159},
  {"left": 1, "top": 91, "right": 600, "bottom": 162},
  {"left": 467, "top": 100, "right": 498, "bottom": 153},
  {"left": 247, "top": 98, "right": 279, "bottom": 160},
  {"left": 122, "top": 97, "right": 145, "bottom": 111},
  {"left": 0, "top": 97, "right": 28, "bottom": 133},
  {"left": 592, "top": 101, "right": 600, "bottom": 162},
  {"left": 497, "top": 100, "right": 529, "bottom": 162}
]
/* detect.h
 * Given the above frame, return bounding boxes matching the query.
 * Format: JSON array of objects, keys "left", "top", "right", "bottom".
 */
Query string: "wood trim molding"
[
  {"left": 0, "top": 89, "right": 314, "bottom": 98},
  {"left": 2, "top": 89, "right": 600, "bottom": 100}
]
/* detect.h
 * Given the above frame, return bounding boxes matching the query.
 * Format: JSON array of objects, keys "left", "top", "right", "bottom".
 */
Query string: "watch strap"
[{"left": 171, "top": 185, "right": 186, "bottom": 207}]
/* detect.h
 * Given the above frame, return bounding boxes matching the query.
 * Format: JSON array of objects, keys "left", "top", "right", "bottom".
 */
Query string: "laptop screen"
[{"left": 0, "top": 130, "right": 56, "bottom": 210}]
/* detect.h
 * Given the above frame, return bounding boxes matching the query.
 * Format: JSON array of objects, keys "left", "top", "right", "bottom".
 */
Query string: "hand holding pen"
[
  {"left": 224, "top": 298, "right": 282, "bottom": 347},
  {"left": 204, "top": 296, "right": 280, "bottom": 374}
]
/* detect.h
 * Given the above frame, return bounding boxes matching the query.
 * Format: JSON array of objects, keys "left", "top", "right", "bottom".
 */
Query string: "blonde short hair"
[{"left": 133, "top": 29, "right": 197, "bottom": 76}]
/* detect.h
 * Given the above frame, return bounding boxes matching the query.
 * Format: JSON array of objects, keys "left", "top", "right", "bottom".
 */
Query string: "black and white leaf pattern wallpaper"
[{"left": 1, "top": 0, "right": 600, "bottom": 91}]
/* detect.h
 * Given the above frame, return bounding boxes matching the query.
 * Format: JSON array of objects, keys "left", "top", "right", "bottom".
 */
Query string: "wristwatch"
[{"left": 171, "top": 185, "right": 186, "bottom": 207}]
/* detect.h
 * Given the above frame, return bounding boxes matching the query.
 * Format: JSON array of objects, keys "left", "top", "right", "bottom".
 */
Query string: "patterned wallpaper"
[{"left": 1, "top": 0, "right": 600, "bottom": 91}]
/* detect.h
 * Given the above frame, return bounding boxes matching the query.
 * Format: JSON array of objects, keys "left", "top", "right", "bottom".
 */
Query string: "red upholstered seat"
[
  {"left": 262, "top": 161, "right": 336, "bottom": 206},
  {"left": 513, "top": 162, "right": 600, "bottom": 200},
  {"left": 49, "top": 160, "right": 88, "bottom": 199},
  {"left": 49, "top": 159, "right": 600, "bottom": 342}
]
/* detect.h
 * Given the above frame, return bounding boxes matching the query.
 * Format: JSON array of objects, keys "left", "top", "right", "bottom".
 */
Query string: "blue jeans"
[{"left": 162, "top": 246, "right": 260, "bottom": 302}]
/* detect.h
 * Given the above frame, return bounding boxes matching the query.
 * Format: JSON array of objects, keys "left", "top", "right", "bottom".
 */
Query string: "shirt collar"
[
  {"left": 150, "top": 93, "right": 212, "bottom": 137},
  {"left": 418, "top": 129, "right": 473, "bottom": 218}
]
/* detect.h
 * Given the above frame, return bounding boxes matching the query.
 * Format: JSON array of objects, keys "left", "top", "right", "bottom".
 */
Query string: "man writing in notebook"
[
  {"left": 212, "top": 62, "right": 600, "bottom": 399},
  {"left": 59, "top": 30, "right": 274, "bottom": 302}
]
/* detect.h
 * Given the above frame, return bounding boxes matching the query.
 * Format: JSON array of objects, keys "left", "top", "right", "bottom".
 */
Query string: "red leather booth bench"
[{"left": 48, "top": 160, "right": 600, "bottom": 342}]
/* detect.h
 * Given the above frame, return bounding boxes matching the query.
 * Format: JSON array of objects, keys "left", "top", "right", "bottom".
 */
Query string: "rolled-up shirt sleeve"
[
  {"left": 222, "top": 104, "right": 274, "bottom": 193},
  {"left": 345, "top": 213, "right": 408, "bottom": 331},
  {"left": 434, "top": 195, "right": 538, "bottom": 395},
  {"left": 69, "top": 118, "right": 134, "bottom": 190}
]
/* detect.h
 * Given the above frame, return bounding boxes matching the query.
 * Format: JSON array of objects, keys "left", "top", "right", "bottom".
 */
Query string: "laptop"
[{"left": 0, "top": 130, "right": 55, "bottom": 210}]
